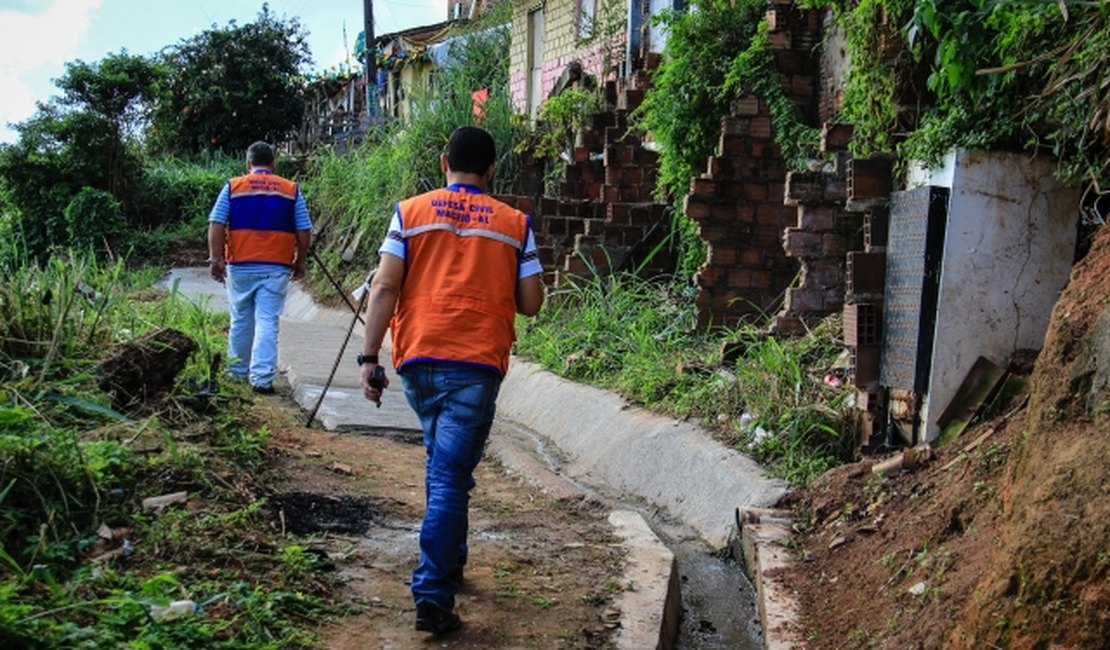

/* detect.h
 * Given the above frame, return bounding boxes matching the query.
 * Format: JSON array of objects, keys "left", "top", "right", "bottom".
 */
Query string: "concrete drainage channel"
[{"left": 162, "top": 269, "right": 791, "bottom": 649}]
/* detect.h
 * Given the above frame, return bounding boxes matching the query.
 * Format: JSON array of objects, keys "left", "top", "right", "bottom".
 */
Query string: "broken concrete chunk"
[{"left": 142, "top": 491, "right": 188, "bottom": 512}]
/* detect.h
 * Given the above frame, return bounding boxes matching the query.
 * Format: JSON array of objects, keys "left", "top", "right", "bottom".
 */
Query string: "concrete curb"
[
  {"left": 496, "top": 359, "right": 788, "bottom": 549},
  {"left": 735, "top": 510, "right": 804, "bottom": 649},
  {"left": 608, "top": 511, "right": 682, "bottom": 650}
]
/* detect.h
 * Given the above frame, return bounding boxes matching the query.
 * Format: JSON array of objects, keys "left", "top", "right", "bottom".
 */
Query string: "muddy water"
[{"left": 496, "top": 419, "right": 763, "bottom": 650}]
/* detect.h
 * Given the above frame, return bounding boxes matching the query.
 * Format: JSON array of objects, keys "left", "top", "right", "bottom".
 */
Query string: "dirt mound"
[{"left": 778, "top": 224, "right": 1110, "bottom": 648}]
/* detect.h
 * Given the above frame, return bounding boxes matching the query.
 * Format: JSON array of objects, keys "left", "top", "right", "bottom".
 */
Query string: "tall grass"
[
  {"left": 0, "top": 244, "right": 327, "bottom": 647},
  {"left": 515, "top": 268, "right": 853, "bottom": 485}
]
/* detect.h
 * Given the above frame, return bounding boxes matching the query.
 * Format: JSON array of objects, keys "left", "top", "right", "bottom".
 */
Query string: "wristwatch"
[{"left": 356, "top": 354, "right": 379, "bottom": 366}]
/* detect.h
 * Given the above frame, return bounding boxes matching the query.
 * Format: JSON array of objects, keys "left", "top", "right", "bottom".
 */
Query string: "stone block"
[{"left": 846, "top": 251, "right": 886, "bottom": 296}]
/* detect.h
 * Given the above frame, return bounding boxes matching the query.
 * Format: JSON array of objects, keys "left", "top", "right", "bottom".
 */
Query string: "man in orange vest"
[
  {"left": 358, "top": 126, "right": 544, "bottom": 634},
  {"left": 207, "top": 141, "right": 312, "bottom": 394}
]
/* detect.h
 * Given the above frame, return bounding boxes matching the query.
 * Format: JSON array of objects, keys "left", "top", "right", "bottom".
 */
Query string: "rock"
[
  {"left": 142, "top": 491, "right": 188, "bottom": 512},
  {"left": 908, "top": 581, "right": 927, "bottom": 596}
]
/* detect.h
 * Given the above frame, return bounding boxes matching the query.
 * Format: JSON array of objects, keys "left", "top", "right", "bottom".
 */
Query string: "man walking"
[
  {"left": 207, "top": 141, "right": 312, "bottom": 393},
  {"left": 358, "top": 126, "right": 544, "bottom": 633}
]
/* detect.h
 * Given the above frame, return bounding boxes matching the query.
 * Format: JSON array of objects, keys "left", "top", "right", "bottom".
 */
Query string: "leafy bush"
[
  {"left": 633, "top": 0, "right": 769, "bottom": 275},
  {"left": 64, "top": 188, "right": 126, "bottom": 254},
  {"left": 133, "top": 154, "right": 240, "bottom": 229}
]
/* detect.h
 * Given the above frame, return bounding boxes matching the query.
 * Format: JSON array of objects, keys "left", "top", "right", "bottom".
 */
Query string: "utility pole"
[{"left": 363, "top": 0, "right": 377, "bottom": 119}]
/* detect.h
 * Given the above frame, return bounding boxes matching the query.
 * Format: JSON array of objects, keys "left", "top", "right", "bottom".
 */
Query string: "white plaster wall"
[{"left": 912, "top": 150, "right": 1079, "bottom": 441}]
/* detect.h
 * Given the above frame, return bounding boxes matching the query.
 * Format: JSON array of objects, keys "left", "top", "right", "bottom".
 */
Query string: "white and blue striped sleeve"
[
  {"left": 208, "top": 184, "right": 230, "bottom": 224},
  {"left": 519, "top": 218, "right": 541, "bottom": 279},
  {"left": 377, "top": 206, "right": 405, "bottom": 260}
]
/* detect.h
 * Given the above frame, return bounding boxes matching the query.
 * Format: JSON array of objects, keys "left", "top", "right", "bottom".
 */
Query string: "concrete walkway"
[{"left": 158, "top": 267, "right": 788, "bottom": 647}]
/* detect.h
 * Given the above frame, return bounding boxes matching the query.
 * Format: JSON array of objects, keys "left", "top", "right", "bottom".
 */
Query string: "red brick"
[
  {"left": 848, "top": 157, "right": 894, "bottom": 201},
  {"left": 743, "top": 182, "right": 769, "bottom": 201},
  {"left": 573, "top": 147, "right": 590, "bottom": 162},
  {"left": 722, "top": 116, "right": 749, "bottom": 136},
  {"left": 728, "top": 269, "right": 751, "bottom": 288},
  {"left": 740, "top": 248, "right": 763, "bottom": 265},
  {"left": 709, "top": 246, "right": 738, "bottom": 266},
  {"left": 709, "top": 203, "right": 738, "bottom": 222},
  {"left": 799, "top": 205, "right": 836, "bottom": 230},
  {"left": 586, "top": 183, "right": 602, "bottom": 200},
  {"left": 785, "top": 287, "right": 822, "bottom": 312},
  {"left": 847, "top": 251, "right": 886, "bottom": 295},
  {"left": 783, "top": 228, "right": 821, "bottom": 257},
  {"left": 823, "top": 177, "right": 848, "bottom": 203},
  {"left": 690, "top": 177, "right": 717, "bottom": 197},
  {"left": 721, "top": 135, "right": 747, "bottom": 156},
  {"left": 821, "top": 123, "right": 854, "bottom": 152},
  {"left": 584, "top": 219, "right": 606, "bottom": 236},
  {"left": 757, "top": 202, "right": 797, "bottom": 225},
  {"left": 822, "top": 233, "right": 848, "bottom": 256},
  {"left": 749, "top": 270, "right": 773, "bottom": 290},
  {"left": 784, "top": 171, "right": 827, "bottom": 206},
  {"left": 608, "top": 202, "right": 630, "bottom": 224},
  {"left": 683, "top": 195, "right": 711, "bottom": 221},
  {"left": 733, "top": 95, "right": 761, "bottom": 116},
  {"left": 750, "top": 117, "right": 773, "bottom": 139},
  {"left": 808, "top": 259, "right": 841, "bottom": 287}
]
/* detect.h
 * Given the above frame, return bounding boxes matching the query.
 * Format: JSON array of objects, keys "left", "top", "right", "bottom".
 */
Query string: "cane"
[{"left": 304, "top": 269, "right": 375, "bottom": 427}]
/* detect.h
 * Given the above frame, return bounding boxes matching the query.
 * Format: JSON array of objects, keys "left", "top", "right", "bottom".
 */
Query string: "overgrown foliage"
[
  {"left": 303, "top": 4, "right": 527, "bottom": 289},
  {"left": 515, "top": 269, "right": 853, "bottom": 485},
  {"left": 634, "top": 0, "right": 820, "bottom": 275},
  {"left": 0, "top": 250, "right": 331, "bottom": 647},
  {"left": 151, "top": 5, "right": 310, "bottom": 155},
  {"left": 811, "top": 0, "right": 1109, "bottom": 193}
]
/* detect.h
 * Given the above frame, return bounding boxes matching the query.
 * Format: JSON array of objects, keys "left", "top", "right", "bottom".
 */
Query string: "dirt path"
[{"left": 259, "top": 409, "right": 624, "bottom": 649}]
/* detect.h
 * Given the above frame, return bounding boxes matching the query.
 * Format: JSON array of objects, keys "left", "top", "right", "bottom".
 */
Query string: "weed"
[{"left": 532, "top": 596, "right": 557, "bottom": 609}]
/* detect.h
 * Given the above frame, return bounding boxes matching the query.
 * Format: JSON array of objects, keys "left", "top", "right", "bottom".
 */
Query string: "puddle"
[{"left": 269, "top": 492, "right": 380, "bottom": 536}]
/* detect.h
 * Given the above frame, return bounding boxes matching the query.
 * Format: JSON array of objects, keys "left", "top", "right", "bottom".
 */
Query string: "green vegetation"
[
  {"left": 806, "top": 0, "right": 1109, "bottom": 190},
  {"left": 302, "top": 3, "right": 527, "bottom": 290},
  {"left": 151, "top": 6, "right": 310, "bottom": 155},
  {"left": 0, "top": 250, "right": 331, "bottom": 647},
  {"left": 516, "top": 271, "right": 853, "bottom": 485}
]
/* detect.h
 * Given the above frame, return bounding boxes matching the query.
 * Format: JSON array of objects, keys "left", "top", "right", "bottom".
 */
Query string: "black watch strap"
[{"left": 357, "top": 353, "right": 379, "bottom": 366}]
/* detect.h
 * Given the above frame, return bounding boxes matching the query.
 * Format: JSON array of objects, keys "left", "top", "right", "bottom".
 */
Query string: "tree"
[
  {"left": 54, "top": 52, "right": 165, "bottom": 200},
  {"left": 153, "top": 5, "right": 311, "bottom": 155},
  {"left": 0, "top": 52, "right": 163, "bottom": 257}
]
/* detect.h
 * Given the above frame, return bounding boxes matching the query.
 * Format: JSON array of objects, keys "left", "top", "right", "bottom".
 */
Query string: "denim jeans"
[
  {"left": 400, "top": 362, "right": 502, "bottom": 611},
  {"left": 225, "top": 267, "right": 290, "bottom": 388}
]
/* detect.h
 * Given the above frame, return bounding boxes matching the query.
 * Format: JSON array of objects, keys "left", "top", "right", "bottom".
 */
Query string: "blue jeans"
[
  {"left": 401, "top": 362, "right": 501, "bottom": 611},
  {"left": 225, "top": 267, "right": 290, "bottom": 388}
]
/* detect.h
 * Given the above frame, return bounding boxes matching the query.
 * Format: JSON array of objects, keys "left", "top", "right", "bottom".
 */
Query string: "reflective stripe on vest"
[
  {"left": 225, "top": 172, "right": 298, "bottom": 265},
  {"left": 390, "top": 188, "right": 528, "bottom": 376}
]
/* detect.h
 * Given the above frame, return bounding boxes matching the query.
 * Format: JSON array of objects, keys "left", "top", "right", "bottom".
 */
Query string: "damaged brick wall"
[
  {"left": 498, "top": 64, "right": 672, "bottom": 283},
  {"left": 687, "top": 3, "right": 823, "bottom": 328}
]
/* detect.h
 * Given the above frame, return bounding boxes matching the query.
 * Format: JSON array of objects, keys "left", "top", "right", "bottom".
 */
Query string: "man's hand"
[
  {"left": 291, "top": 259, "right": 307, "bottom": 282},
  {"left": 209, "top": 260, "right": 227, "bottom": 283},
  {"left": 359, "top": 363, "right": 390, "bottom": 407}
]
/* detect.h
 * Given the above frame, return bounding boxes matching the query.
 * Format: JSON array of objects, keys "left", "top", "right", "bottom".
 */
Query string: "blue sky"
[{"left": 0, "top": 0, "right": 444, "bottom": 143}]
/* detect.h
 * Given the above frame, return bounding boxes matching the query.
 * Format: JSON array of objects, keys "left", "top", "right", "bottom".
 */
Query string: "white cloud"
[{"left": 0, "top": 0, "right": 102, "bottom": 140}]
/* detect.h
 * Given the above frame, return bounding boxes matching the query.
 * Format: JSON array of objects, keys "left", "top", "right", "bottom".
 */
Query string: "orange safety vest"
[
  {"left": 390, "top": 186, "right": 529, "bottom": 376},
  {"left": 225, "top": 171, "right": 299, "bottom": 265}
]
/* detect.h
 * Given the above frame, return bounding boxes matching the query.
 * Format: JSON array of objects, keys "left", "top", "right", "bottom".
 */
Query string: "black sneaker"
[
  {"left": 414, "top": 601, "right": 462, "bottom": 634},
  {"left": 251, "top": 384, "right": 275, "bottom": 395}
]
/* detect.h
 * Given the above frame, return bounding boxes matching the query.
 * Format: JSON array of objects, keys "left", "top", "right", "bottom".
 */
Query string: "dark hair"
[
  {"left": 246, "top": 141, "right": 275, "bottom": 167},
  {"left": 445, "top": 126, "right": 496, "bottom": 175}
]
